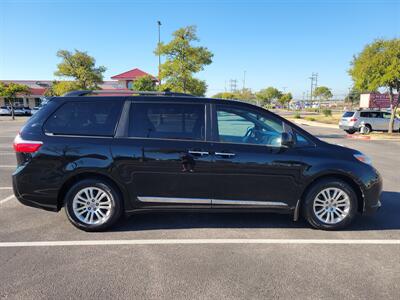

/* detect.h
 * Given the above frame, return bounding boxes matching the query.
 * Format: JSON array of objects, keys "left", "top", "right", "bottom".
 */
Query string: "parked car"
[
  {"left": 31, "top": 107, "right": 40, "bottom": 115},
  {"left": 0, "top": 106, "right": 11, "bottom": 116},
  {"left": 339, "top": 109, "right": 400, "bottom": 134},
  {"left": 21, "top": 106, "right": 32, "bottom": 116},
  {"left": 13, "top": 91, "right": 382, "bottom": 231},
  {"left": 12, "top": 107, "right": 25, "bottom": 116}
]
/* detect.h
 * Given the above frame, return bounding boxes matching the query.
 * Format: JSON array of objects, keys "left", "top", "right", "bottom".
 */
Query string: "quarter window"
[
  {"left": 216, "top": 105, "right": 284, "bottom": 146},
  {"left": 129, "top": 103, "right": 205, "bottom": 140},
  {"left": 44, "top": 101, "right": 122, "bottom": 136}
]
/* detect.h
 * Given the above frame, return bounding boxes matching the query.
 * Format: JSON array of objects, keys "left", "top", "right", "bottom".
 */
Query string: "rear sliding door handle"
[
  {"left": 215, "top": 152, "right": 236, "bottom": 157},
  {"left": 188, "top": 150, "right": 209, "bottom": 156}
]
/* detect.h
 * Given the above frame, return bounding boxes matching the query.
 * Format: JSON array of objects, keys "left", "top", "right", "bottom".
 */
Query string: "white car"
[
  {"left": 339, "top": 109, "right": 400, "bottom": 134},
  {"left": 0, "top": 106, "right": 11, "bottom": 116}
]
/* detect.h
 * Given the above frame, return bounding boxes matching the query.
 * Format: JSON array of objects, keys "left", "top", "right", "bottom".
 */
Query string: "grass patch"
[{"left": 304, "top": 113, "right": 341, "bottom": 124}]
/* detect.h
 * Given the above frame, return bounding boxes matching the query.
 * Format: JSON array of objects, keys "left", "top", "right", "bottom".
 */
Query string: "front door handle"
[
  {"left": 215, "top": 152, "right": 236, "bottom": 157},
  {"left": 188, "top": 150, "right": 209, "bottom": 156}
]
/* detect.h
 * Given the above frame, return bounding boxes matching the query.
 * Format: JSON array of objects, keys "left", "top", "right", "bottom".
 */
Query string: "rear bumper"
[
  {"left": 12, "top": 168, "right": 59, "bottom": 212},
  {"left": 339, "top": 124, "right": 357, "bottom": 131}
]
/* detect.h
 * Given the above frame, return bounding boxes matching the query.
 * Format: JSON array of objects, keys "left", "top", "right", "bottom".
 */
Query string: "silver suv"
[{"left": 339, "top": 109, "right": 400, "bottom": 134}]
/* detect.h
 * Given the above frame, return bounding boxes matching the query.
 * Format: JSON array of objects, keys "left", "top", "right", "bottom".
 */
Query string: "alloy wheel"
[
  {"left": 72, "top": 187, "right": 113, "bottom": 225},
  {"left": 312, "top": 187, "right": 351, "bottom": 224}
]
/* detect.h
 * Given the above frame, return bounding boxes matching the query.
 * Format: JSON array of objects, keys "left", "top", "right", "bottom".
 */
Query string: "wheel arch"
[
  {"left": 57, "top": 172, "right": 126, "bottom": 211},
  {"left": 294, "top": 173, "right": 364, "bottom": 221}
]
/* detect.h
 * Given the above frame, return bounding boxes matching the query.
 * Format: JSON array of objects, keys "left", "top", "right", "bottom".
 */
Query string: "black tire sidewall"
[
  {"left": 303, "top": 179, "right": 358, "bottom": 230},
  {"left": 64, "top": 179, "right": 122, "bottom": 232}
]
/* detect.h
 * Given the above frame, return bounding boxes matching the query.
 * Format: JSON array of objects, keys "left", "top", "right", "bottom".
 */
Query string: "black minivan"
[{"left": 12, "top": 91, "right": 382, "bottom": 231}]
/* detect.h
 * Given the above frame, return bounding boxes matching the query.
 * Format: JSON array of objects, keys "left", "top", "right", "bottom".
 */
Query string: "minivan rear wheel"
[
  {"left": 302, "top": 179, "right": 358, "bottom": 230},
  {"left": 64, "top": 179, "right": 122, "bottom": 231}
]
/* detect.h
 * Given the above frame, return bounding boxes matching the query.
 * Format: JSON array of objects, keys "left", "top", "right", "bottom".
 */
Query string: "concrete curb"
[{"left": 288, "top": 118, "right": 338, "bottom": 129}]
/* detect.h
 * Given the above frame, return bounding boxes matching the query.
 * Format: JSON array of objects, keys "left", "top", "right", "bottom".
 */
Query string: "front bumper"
[{"left": 361, "top": 168, "right": 383, "bottom": 215}]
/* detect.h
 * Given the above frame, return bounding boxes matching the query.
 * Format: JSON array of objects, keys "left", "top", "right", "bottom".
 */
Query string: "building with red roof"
[
  {"left": 0, "top": 68, "right": 156, "bottom": 108},
  {"left": 111, "top": 68, "right": 157, "bottom": 89}
]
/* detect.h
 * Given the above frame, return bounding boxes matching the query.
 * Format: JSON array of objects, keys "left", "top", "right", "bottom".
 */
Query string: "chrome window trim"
[{"left": 45, "top": 132, "right": 113, "bottom": 139}]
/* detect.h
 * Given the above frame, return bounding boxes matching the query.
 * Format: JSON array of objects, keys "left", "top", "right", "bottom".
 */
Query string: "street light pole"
[{"left": 157, "top": 21, "right": 162, "bottom": 85}]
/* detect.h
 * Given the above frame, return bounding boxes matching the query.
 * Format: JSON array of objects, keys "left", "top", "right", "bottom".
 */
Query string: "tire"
[
  {"left": 361, "top": 124, "right": 371, "bottom": 135},
  {"left": 345, "top": 130, "right": 356, "bottom": 134},
  {"left": 64, "top": 179, "right": 122, "bottom": 232},
  {"left": 302, "top": 178, "right": 358, "bottom": 230}
]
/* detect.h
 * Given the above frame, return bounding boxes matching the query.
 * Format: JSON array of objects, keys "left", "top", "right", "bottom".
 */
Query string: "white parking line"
[
  {"left": 0, "top": 152, "right": 15, "bottom": 155},
  {"left": 0, "top": 194, "right": 14, "bottom": 205},
  {"left": 0, "top": 165, "right": 16, "bottom": 168},
  {"left": 0, "top": 187, "right": 12, "bottom": 190},
  {"left": 0, "top": 239, "right": 400, "bottom": 248}
]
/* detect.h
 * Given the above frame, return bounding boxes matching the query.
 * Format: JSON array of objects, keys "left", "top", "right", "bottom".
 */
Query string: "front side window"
[
  {"left": 216, "top": 105, "right": 284, "bottom": 146},
  {"left": 44, "top": 101, "right": 122, "bottom": 136},
  {"left": 129, "top": 103, "right": 205, "bottom": 140}
]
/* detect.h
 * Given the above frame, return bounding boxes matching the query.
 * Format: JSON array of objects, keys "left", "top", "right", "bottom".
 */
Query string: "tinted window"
[
  {"left": 129, "top": 103, "right": 205, "bottom": 140},
  {"left": 44, "top": 101, "right": 122, "bottom": 136},
  {"left": 216, "top": 105, "right": 284, "bottom": 146},
  {"left": 383, "top": 112, "right": 391, "bottom": 119},
  {"left": 342, "top": 111, "right": 354, "bottom": 118},
  {"left": 360, "top": 112, "right": 370, "bottom": 118}
]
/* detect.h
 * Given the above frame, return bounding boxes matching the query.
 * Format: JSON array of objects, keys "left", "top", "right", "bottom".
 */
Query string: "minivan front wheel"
[
  {"left": 303, "top": 179, "right": 357, "bottom": 230},
  {"left": 65, "top": 179, "right": 122, "bottom": 231}
]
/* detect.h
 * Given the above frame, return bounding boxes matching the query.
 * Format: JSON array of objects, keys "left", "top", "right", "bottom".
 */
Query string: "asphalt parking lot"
[{"left": 1, "top": 117, "right": 399, "bottom": 299}]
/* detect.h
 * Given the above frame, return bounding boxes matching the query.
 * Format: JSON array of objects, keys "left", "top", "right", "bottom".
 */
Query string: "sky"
[{"left": 0, "top": 0, "right": 399, "bottom": 98}]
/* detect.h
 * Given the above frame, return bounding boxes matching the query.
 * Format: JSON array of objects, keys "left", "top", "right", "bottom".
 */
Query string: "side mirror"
[{"left": 281, "top": 132, "right": 294, "bottom": 147}]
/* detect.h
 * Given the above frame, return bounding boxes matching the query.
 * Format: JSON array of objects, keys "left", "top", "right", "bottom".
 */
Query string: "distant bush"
[
  {"left": 322, "top": 109, "right": 332, "bottom": 117},
  {"left": 294, "top": 112, "right": 301, "bottom": 119},
  {"left": 306, "top": 117, "right": 316, "bottom": 122}
]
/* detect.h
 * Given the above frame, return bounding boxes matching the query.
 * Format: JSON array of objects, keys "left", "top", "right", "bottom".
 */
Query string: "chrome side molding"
[
  {"left": 137, "top": 196, "right": 288, "bottom": 207},
  {"left": 137, "top": 197, "right": 211, "bottom": 204}
]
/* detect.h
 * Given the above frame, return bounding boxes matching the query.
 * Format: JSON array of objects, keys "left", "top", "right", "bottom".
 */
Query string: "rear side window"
[
  {"left": 342, "top": 111, "right": 354, "bottom": 118},
  {"left": 44, "top": 101, "right": 122, "bottom": 136},
  {"left": 129, "top": 103, "right": 205, "bottom": 140},
  {"left": 360, "top": 112, "right": 370, "bottom": 118}
]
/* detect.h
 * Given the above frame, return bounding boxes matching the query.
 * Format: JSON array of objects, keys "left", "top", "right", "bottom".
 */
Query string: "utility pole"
[
  {"left": 229, "top": 79, "right": 238, "bottom": 93},
  {"left": 242, "top": 71, "right": 246, "bottom": 91},
  {"left": 309, "top": 72, "right": 318, "bottom": 103},
  {"left": 157, "top": 21, "right": 162, "bottom": 85}
]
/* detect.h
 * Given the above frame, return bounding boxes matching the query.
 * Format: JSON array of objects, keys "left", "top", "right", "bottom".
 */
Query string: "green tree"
[
  {"left": 344, "top": 87, "right": 361, "bottom": 108},
  {"left": 313, "top": 86, "right": 333, "bottom": 101},
  {"left": 0, "top": 82, "right": 30, "bottom": 120},
  {"left": 131, "top": 75, "right": 156, "bottom": 91},
  {"left": 212, "top": 92, "right": 239, "bottom": 99},
  {"left": 45, "top": 81, "right": 81, "bottom": 96},
  {"left": 256, "top": 87, "right": 282, "bottom": 106},
  {"left": 349, "top": 38, "right": 400, "bottom": 133},
  {"left": 155, "top": 25, "right": 213, "bottom": 96},
  {"left": 278, "top": 92, "right": 293, "bottom": 109},
  {"left": 54, "top": 49, "right": 106, "bottom": 93}
]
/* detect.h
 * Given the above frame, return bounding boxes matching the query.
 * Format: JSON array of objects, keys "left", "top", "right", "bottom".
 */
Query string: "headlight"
[{"left": 354, "top": 153, "right": 372, "bottom": 165}]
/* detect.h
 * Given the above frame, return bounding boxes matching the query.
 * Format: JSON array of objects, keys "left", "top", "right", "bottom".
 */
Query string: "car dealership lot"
[{"left": 1, "top": 120, "right": 399, "bottom": 299}]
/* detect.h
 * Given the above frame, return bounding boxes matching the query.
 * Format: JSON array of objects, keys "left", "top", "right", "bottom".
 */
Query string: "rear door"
[{"left": 111, "top": 100, "right": 214, "bottom": 209}]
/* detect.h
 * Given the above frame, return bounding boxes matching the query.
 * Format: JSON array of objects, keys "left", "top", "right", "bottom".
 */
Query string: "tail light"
[
  {"left": 13, "top": 134, "right": 43, "bottom": 153},
  {"left": 350, "top": 117, "right": 358, "bottom": 122}
]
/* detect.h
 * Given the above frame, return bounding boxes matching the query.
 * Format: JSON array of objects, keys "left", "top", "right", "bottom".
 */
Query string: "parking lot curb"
[{"left": 346, "top": 134, "right": 371, "bottom": 140}]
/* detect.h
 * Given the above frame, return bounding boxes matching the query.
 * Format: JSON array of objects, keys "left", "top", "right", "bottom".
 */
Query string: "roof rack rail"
[{"left": 62, "top": 90, "right": 195, "bottom": 97}]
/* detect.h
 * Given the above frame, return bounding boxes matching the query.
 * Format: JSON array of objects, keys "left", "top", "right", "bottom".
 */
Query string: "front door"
[
  {"left": 112, "top": 101, "right": 214, "bottom": 209},
  {"left": 210, "top": 104, "right": 305, "bottom": 209}
]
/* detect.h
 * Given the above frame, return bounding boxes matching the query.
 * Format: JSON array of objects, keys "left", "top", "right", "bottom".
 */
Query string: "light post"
[{"left": 157, "top": 21, "right": 162, "bottom": 85}]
